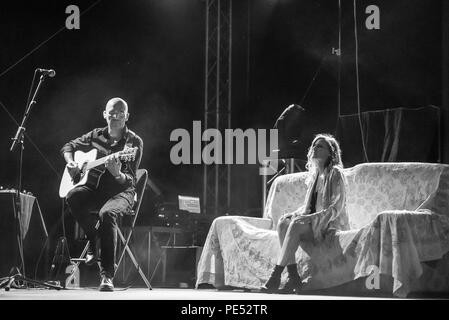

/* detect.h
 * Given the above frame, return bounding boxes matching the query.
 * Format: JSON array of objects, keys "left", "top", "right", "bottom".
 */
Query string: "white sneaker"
[
  {"left": 86, "top": 241, "right": 100, "bottom": 266},
  {"left": 99, "top": 275, "right": 114, "bottom": 292},
  {"left": 85, "top": 253, "right": 98, "bottom": 266}
]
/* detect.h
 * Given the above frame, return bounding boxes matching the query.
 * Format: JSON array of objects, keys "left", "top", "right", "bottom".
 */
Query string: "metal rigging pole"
[{"left": 203, "top": 0, "right": 232, "bottom": 216}]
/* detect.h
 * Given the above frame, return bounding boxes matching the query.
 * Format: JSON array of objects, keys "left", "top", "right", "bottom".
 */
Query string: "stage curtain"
[{"left": 336, "top": 106, "right": 440, "bottom": 167}]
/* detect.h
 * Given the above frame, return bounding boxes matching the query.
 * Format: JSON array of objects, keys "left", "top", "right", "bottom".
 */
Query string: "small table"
[
  {"left": 148, "top": 226, "right": 203, "bottom": 287},
  {"left": 159, "top": 245, "right": 203, "bottom": 286}
]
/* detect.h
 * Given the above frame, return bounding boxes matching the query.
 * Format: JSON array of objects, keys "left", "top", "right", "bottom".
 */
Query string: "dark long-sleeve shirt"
[{"left": 60, "top": 126, "right": 143, "bottom": 193}]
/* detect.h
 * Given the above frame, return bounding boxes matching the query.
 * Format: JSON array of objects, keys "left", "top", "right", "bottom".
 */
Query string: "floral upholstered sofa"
[{"left": 196, "top": 163, "right": 449, "bottom": 297}]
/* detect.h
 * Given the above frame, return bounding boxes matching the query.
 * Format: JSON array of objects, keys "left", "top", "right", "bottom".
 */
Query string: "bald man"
[{"left": 61, "top": 98, "right": 143, "bottom": 291}]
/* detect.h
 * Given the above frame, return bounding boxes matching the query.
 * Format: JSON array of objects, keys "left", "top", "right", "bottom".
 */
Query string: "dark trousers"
[{"left": 66, "top": 184, "right": 134, "bottom": 278}]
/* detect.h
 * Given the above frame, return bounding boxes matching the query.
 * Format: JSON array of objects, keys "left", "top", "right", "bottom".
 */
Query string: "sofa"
[{"left": 196, "top": 162, "right": 449, "bottom": 297}]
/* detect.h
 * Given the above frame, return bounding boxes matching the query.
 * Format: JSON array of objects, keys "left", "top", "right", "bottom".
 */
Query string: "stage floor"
[
  {"left": 6, "top": 287, "right": 437, "bottom": 319},
  {"left": 0, "top": 287, "right": 401, "bottom": 300}
]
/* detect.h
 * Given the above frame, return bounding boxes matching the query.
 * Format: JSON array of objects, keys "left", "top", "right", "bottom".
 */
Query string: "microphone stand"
[{"left": 0, "top": 72, "right": 62, "bottom": 291}]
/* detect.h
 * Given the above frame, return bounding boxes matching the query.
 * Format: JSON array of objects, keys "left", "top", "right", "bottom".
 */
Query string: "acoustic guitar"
[{"left": 59, "top": 147, "right": 137, "bottom": 198}]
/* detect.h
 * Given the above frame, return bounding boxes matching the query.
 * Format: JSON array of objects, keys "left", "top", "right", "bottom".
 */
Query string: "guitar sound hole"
[
  {"left": 73, "top": 172, "right": 81, "bottom": 184},
  {"left": 73, "top": 164, "right": 87, "bottom": 184}
]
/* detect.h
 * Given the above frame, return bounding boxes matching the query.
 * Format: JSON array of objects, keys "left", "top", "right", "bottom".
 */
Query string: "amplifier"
[{"left": 0, "top": 191, "right": 48, "bottom": 278}]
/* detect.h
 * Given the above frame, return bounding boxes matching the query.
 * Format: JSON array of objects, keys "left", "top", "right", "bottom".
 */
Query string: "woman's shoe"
[
  {"left": 260, "top": 275, "right": 281, "bottom": 293},
  {"left": 294, "top": 282, "right": 304, "bottom": 294},
  {"left": 278, "top": 263, "right": 302, "bottom": 294},
  {"left": 278, "top": 276, "right": 302, "bottom": 294},
  {"left": 260, "top": 265, "right": 284, "bottom": 293}
]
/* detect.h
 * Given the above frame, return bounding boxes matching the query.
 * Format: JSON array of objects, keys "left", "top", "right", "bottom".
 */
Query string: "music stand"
[{"left": 0, "top": 70, "right": 62, "bottom": 291}]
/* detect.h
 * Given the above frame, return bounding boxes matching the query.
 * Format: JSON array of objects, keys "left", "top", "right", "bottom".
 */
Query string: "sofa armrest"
[
  {"left": 226, "top": 216, "right": 273, "bottom": 230},
  {"left": 264, "top": 172, "right": 309, "bottom": 229}
]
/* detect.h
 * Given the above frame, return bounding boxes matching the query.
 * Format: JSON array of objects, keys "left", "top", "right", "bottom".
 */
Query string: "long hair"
[{"left": 305, "top": 134, "right": 343, "bottom": 179}]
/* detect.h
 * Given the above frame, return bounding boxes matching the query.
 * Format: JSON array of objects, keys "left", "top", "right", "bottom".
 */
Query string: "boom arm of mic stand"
[
  {"left": 10, "top": 126, "right": 26, "bottom": 152},
  {"left": 9, "top": 75, "right": 45, "bottom": 152}
]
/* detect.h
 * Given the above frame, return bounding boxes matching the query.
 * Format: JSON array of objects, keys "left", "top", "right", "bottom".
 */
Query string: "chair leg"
[
  {"left": 116, "top": 228, "right": 153, "bottom": 290},
  {"left": 116, "top": 227, "right": 133, "bottom": 272},
  {"left": 66, "top": 221, "right": 100, "bottom": 286},
  {"left": 116, "top": 212, "right": 138, "bottom": 270},
  {"left": 66, "top": 240, "right": 90, "bottom": 286}
]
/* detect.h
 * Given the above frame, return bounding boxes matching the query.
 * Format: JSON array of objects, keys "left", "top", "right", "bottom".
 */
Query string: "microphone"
[{"left": 37, "top": 68, "right": 56, "bottom": 77}]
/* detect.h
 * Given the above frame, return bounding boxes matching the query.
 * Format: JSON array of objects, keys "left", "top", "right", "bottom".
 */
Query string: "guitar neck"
[{"left": 85, "top": 152, "right": 118, "bottom": 170}]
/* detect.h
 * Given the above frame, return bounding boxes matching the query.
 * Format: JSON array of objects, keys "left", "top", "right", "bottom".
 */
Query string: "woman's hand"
[
  {"left": 282, "top": 208, "right": 311, "bottom": 220},
  {"left": 292, "top": 208, "right": 311, "bottom": 217},
  {"left": 292, "top": 215, "right": 312, "bottom": 224},
  {"left": 282, "top": 212, "right": 294, "bottom": 219},
  {"left": 292, "top": 209, "right": 315, "bottom": 224}
]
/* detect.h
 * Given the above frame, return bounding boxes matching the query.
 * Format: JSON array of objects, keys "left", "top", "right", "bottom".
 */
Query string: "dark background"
[{"left": 0, "top": 0, "right": 447, "bottom": 278}]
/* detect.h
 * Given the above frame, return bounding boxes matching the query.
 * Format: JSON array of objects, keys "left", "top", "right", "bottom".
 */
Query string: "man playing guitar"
[{"left": 60, "top": 97, "right": 143, "bottom": 291}]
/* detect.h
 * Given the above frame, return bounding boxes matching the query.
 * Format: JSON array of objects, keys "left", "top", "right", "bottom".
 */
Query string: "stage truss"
[{"left": 203, "top": 0, "right": 232, "bottom": 216}]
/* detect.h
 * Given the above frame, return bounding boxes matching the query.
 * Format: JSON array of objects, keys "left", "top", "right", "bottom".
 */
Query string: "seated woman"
[{"left": 261, "top": 133, "right": 350, "bottom": 294}]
